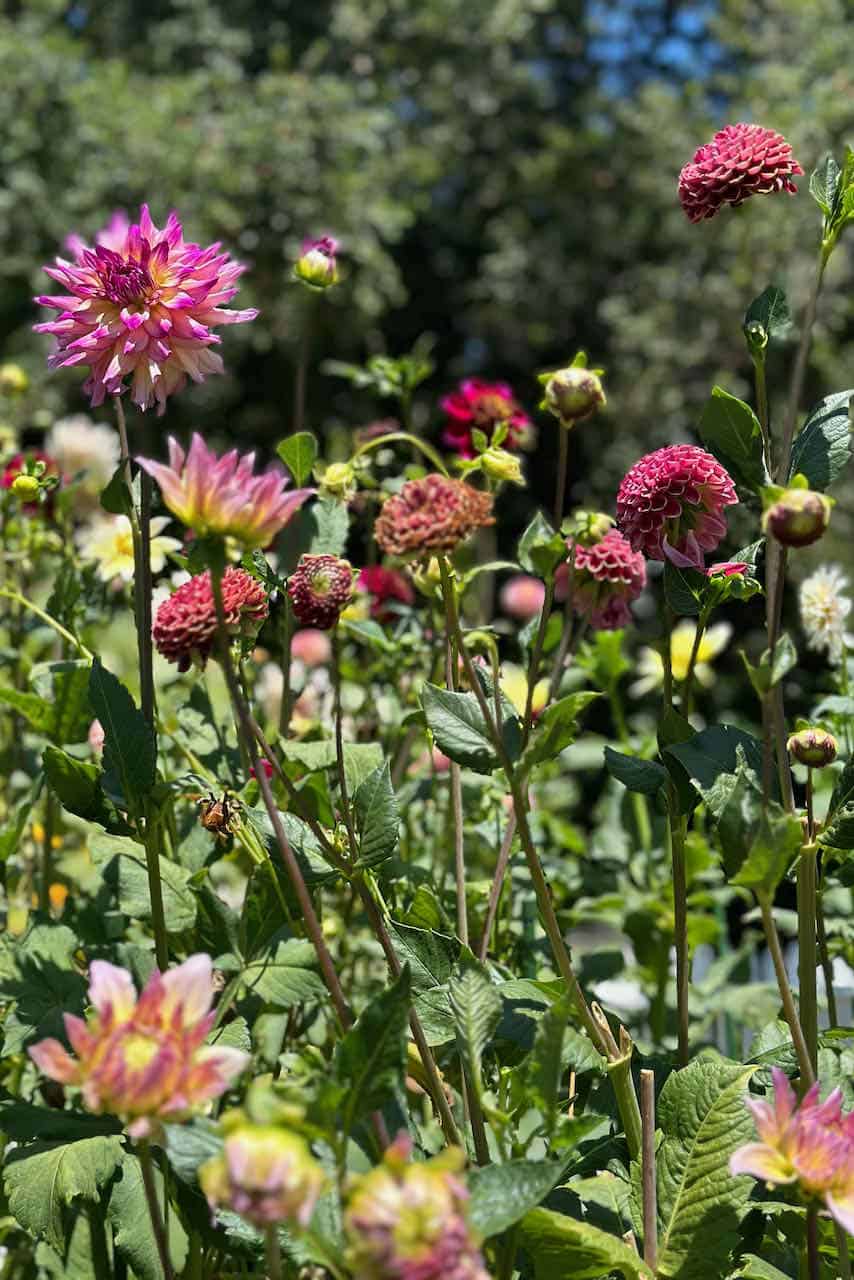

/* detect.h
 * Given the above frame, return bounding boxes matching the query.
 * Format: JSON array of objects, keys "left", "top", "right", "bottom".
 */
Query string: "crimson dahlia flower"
[
  {"left": 34, "top": 205, "right": 257, "bottom": 412},
  {"left": 441, "top": 378, "right": 533, "bottom": 458},
  {"left": 572, "top": 528, "right": 647, "bottom": 630},
  {"left": 678, "top": 124, "right": 803, "bottom": 223},
  {"left": 616, "top": 444, "right": 738, "bottom": 569},
  {"left": 153, "top": 566, "right": 269, "bottom": 671},
  {"left": 287, "top": 554, "right": 355, "bottom": 629},
  {"left": 357, "top": 565, "right": 415, "bottom": 622}
]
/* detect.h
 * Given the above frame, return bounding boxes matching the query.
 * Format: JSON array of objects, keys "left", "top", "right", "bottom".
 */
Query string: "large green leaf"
[
  {"left": 468, "top": 1161, "right": 563, "bottom": 1240},
  {"left": 519, "top": 1206, "right": 653, "bottom": 1279},
  {"left": 278, "top": 738, "right": 384, "bottom": 791},
  {"left": 743, "top": 286, "right": 792, "bottom": 345},
  {"left": 108, "top": 1151, "right": 188, "bottom": 1280},
  {"left": 604, "top": 747, "right": 668, "bottom": 796},
  {"left": 332, "top": 964, "right": 411, "bottom": 1133},
  {"left": 789, "top": 389, "right": 853, "bottom": 491},
  {"left": 90, "top": 834, "right": 197, "bottom": 933},
  {"left": 88, "top": 658, "right": 156, "bottom": 813},
  {"left": 276, "top": 431, "right": 318, "bottom": 486},
  {"left": 4, "top": 1135, "right": 124, "bottom": 1252},
  {"left": 519, "top": 691, "right": 599, "bottom": 773},
  {"left": 421, "top": 682, "right": 501, "bottom": 773},
  {"left": 518, "top": 511, "right": 567, "bottom": 578},
  {"left": 0, "top": 923, "right": 86, "bottom": 1055},
  {"left": 698, "top": 386, "right": 767, "bottom": 493},
  {"left": 449, "top": 960, "right": 502, "bottom": 1102},
  {"left": 388, "top": 922, "right": 462, "bottom": 1044},
  {"left": 241, "top": 938, "right": 326, "bottom": 1007},
  {"left": 30, "top": 660, "right": 93, "bottom": 744},
  {"left": 664, "top": 725, "right": 765, "bottom": 797},
  {"left": 353, "top": 762, "right": 399, "bottom": 868},
  {"left": 654, "top": 1059, "right": 757, "bottom": 1280},
  {"left": 43, "top": 746, "right": 131, "bottom": 835}
]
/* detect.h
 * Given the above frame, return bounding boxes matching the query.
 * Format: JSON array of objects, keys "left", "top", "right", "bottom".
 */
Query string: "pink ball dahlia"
[
  {"left": 375, "top": 474, "right": 495, "bottom": 558},
  {"left": 153, "top": 566, "right": 268, "bottom": 671},
  {"left": 441, "top": 378, "right": 533, "bottom": 458},
  {"left": 287, "top": 554, "right": 354, "bottom": 629},
  {"left": 678, "top": 123, "right": 803, "bottom": 223},
  {"left": 34, "top": 205, "right": 257, "bottom": 412},
  {"left": 572, "top": 528, "right": 647, "bottom": 630},
  {"left": 616, "top": 444, "right": 738, "bottom": 569},
  {"left": 499, "top": 574, "right": 547, "bottom": 621},
  {"left": 358, "top": 565, "right": 416, "bottom": 622}
]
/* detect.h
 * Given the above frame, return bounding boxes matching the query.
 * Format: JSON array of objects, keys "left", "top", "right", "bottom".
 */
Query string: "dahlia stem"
[
  {"left": 640, "top": 1069, "right": 658, "bottom": 1271},
  {"left": 331, "top": 627, "right": 359, "bottom": 857},
  {"left": 778, "top": 247, "right": 830, "bottom": 482},
  {"left": 477, "top": 814, "right": 516, "bottom": 962},
  {"left": 353, "top": 431, "right": 450, "bottom": 477},
  {"left": 668, "top": 800, "right": 690, "bottom": 1068},
  {"left": 137, "top": 1141, "right": 174, "bottom": 1280},
  {"left": 817, "top": 877, "right": 838, "bottom": 1028},
  {"left": 265, "top": 1225, "right": 283, "bottom": 1280},
  {"left": 278, "top": 599, "right": 293, "bottom": 737},
  {"left": 524, "top": 579, "right": 555, "bottom": 733},
  {"left": 554, "top": 426, "right": 569, "bottom": 528},
  {"left": 797, "top": 843, "right": 819, "bottom": 1076},
  {"left": 0, "top": 589, "right": 91, "bottom": 660},
  {"left": 758, "top": 892, "right": 814, "bottom": 1087},
  {"left": 752, "top": 351, "right": 772, "bottom": 476},
  {"left": 209, "top": 560, "right": 353, "bottom": 1033},
  {"left": 806, "top": 1204, "right": 820, "bottom": 1280},
  {"left": 680, "top": 610, "right": 708, "bottom": 718},
  {"left": 437, "top": 562, "right": 469, "bottom": 947}
]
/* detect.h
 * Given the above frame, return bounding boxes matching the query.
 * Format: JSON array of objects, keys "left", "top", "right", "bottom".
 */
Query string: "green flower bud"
[
  {"left": 543, "top": 367, "right": 605, "bottom": 426},
  {"left": 787, "top": 727, "right": 838, "bottom": 768},
  {"left": 568, "top": 509, "right": 614, "bottom": 547},
  {"left": 0, "top": 364, "right": 29, "bottom": 395},
  {"left": 763, "top": 487, "right": 831, "bottom": 548},
  {"left": 11, "top": 474, "right": 40, "bottom": 501},
  {"left": 319, "top": 461, "right": 356, "bottom": 500},
  {"left": 294, "top": 236, "right": 339, "bottom": 290},
  {"left": 481, "top": 447, "right": 524, "bottom": 486}
]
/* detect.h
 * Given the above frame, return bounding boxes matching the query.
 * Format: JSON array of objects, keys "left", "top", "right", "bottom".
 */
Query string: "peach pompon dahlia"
[
  {"left": 616, "top": 444, "right": 738, "bottom": 569},
  {"left": 154, "top": 566, "right": 269, "bottom": 671},
  {"left": 375, "top": 474, "right": 494, "bottom": 559},
  {"left": 731, "top": 1068, "right": 854, "bottom": 1234},
  {"left": 571, "top": 527, "right": 646, "bottom": 630},
  {"left": 29, "top": 954, "right": 248, "bottom": 1138},
  {"left": 138, "top": 433, "right": 312, "bottom": 549},
  {"left": 678, "top": 123, "right": 803, "bottom": 223},
  {"left": 34, "top": 205, "right": 257, "bottom": 412}
]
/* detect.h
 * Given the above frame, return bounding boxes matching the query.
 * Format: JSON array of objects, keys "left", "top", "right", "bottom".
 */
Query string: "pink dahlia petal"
[
  {"left": 678, "top": 123, "right": 803, "bottom": 222},
  {"left": 572, "top": 528, "right": 646, "bottom": 630},
  {"left": 825, "top": 1187, "right": 854, "bottom": 1237},
  {"left": 88, "top": 960, "right": 137, "bottom": 1026},
  {"left": 440, "top": 377, "right": 534, "bottom": 457},
  {"left": 729, "top": 1142, "right": 796, "bottom": 1184},
  {"left": 159, "top": 954, "right": 215, "bottom": 1028},
  {"left": 29, "top": 1037, "right": 80, "bottom": 1084},
  {"left": 616, "top": 444, "right": 738, "bottom": 566}
]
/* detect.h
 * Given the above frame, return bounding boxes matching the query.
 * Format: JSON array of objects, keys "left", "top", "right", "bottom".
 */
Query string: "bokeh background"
[{"left": 3, "top": 0, "right": 853, "bottom": 549}]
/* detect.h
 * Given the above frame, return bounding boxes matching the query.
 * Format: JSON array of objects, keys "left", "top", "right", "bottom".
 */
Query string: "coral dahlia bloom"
[
  {"left": 731, "top": 1068, "right": 854, "bottom": 1234},
  {"left": 571, "top": 528, "right": 646, "bottom": 630},
  {"left": 678, "top": 123, "right": 803, "bottom": 222},
  {"left": 200, "top": 1121, "right": 326, "bottom": 1228},
  {"left": 375, "top": 475, "right": 494, "bottom": 559},
  {"left": 357, "top": 565, "right": 416, "bottom": 623},
  {"left": 616, "top": 444, "right": 738, "bottom": 569},
  {"left": 138, "top": 433, "right": 312, "bottom": 549},
  {"left": 441, "top": 378, "right": 533, "bottom": 458},
  {"left": 29, "top": 954, "right": 248, "bottom": 1138},
  {"left": 154, "top": 566, "right": 269, "bottom": 671},
  {"left": 34, "top": 205, "right": 257, "bottom": 412},
  {"left": 288, "top": 554, "right": 355, "bottom": 629},
  {"left": 344, "top": 1133, "right": 489, "bottom": 1280}
]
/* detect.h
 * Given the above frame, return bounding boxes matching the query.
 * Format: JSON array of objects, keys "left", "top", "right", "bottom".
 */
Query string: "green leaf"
[
  {"left": 333, "top": 965, "right": 411, "bottom": 1132},
  {"left": 654, "top": 1059, "right": 757, "bottom": 1280},
  {"left": 241, "top": 938, "right": 326, "bottom": 1007},
  {"left": 30, "top": 660, "right": 93, "bottom": 744},
  {"left": 820, "top": 804, "right": 854, "bottom": 853},
  {"left": 739, "top": 1256, "right": 795, "bottom": 1280},
  {"left": 99, "top": 463, "right": 133, "bottom": 516},
  {"left": 526, "top": 997, "right": 570, "bottom": 1139},
  {"left": 663, "top": 562, "right": 705, "bottom": 617},
  {"left": 108, "top": 1151, "right": 188, "bottom": 1279},
  {"left": 43, "top": 746, "right": 130, "bottom": 835},
  {"left": 90, "top": 834, "right": 197, "bottom": 933},
  {"left": 0, "top": 924, "right": 86, "bottom": 1055},
  {"left": 307, "top": 497, "right": 349, "bottom": 556},
  {"left": 518, "top": 511, "right": 567, "bottom": 578},
  {"left": 468, "top": 1161, "right": 563, "bottom": 1239},
  {"left": 4, "top": 1135, "right": 124, "bottom": 1251},
  {"left": 0, "top": 778, "right": 42, "bottom": 861},
  {"left": 519, "top": 692, "right": 599, "bottom": 773},
  {"left": 827, "top": 759, "right": 854, "bottom": 823},
  {"left": 164, "top": 1119, "right": 223, "bottom": 1186},
  {"left": 421, "top": 682, "right": 506, "bottom": 774},
  {"left": 0, "top": 686, "right": 54, "bottom": 734},
  {"left": 353, "top": 762, "right": 399, "bottom": 868},
  {"left": 276, "top": 431, "right": 318, "bottom": 486},
  {"left": 698, "top": 386, "right": 767, "bottom": 493},
  {"left": 88, "top": 658, "right": 156, "bottom": 812},
  {"left": 604, "top": 748, "right": 668, "bottom": 796},
  {"left": 743, "top": 286, "right": 792, "bottom": 344},
  {"left": 789, "top": 389, "right": 853, "bottom": 491},
  {"left": 0, "top": 1098, "right": 120, "bottom": 1142},
  {"left": 731, "top": 809, "right": 803, "bottom": 895},
  {"left": 519, "top": 1206, "right": 653, "bottom": 1279},
  {"left": 278, "top": 738, "right": 384, "bottom": 792},
  {"left": 387, "top": 922, "right": 461, "bottom": 1044},
  {"left": 664, "top": 725, "right": 765, "bottom": 796},
  {"left": 810, "top": 153, "right": 841, "bottom": 217},
  {"left": 449, "top": 960, "right": 502, "bottom": 1102}
]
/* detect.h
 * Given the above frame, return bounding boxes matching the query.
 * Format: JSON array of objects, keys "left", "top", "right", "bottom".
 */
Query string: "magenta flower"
[
  {"left": 731, "top": 1068, "right": 854, "bottom": 1234},
  {"left": 707, "top": 561, "right": 749, "bottom": 578},
  {"left": 616, "top": 444, "right": 738, "bottom": 569},
  {"left": 29, "top": 955, "right": 248, "bottom": 1138},
  {"left": 679, "top": 124, "right": 803, "bottom": 223},
  {"left": 572, "top": 528, "right": 647, "bottom": 630},
  {"left": 153, "top": 566, "right": 269, "bottom": 671},
  {"left": 358, "top": 565, "right": 416, "bottom": 623},
  {"left": 137, "top": 433, "right": 312, "bottom": 548},
  {"left": 441, "top": 378, "right": 533, "bottom": 458},
  {"left": 34, "top": 206, "right": 257, "bottom": 413}
]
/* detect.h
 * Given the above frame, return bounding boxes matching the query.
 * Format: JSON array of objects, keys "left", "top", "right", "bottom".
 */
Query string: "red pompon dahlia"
[
  {"left": 441, "top": 378, "right": 533, "bottom": 458},
  {"left": 616, "top": 444, "right": 738, "bottom": 569},
  {"left": 358, "top": 565, "right": 415, "bottom": 623},
  {"left": 287, "top": 555, "right": 354, "bottom": 629},
  {"left": 34, "top": 206, "right": 257, "bottom": 413},
  {"left": 375, "top": 474, "right": 494, "bottom": 558},
  {"left": 572, "top": 529, "right": 647, "bottom": 630},
  {"left": 678, "top": 124, "right": 803, "bottom": 223},
  {"left": 153, "top": 567, "right": 268, "bottom": 671}
]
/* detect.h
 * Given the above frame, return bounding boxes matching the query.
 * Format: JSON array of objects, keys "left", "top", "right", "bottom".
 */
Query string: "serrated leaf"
[
  {"left": 307, "top": 497, "right": 349, "bottom": 556},
  {"left": 654, "top": 1059, "right": 757, "bottom": 1280},
  {"left": 242, "top": 938, "right": 326, "bottom": 1007},
  {"left": 810, "top": 153, "right": 841, "bottom": 216},
  {"left": 88, "top": 658, "right": 156, "bottom": 812},
  {"left": 743, "top": 286, "right": 792, "bottom": 344},
  {"left": 519, "top": 1206, "right": 653, "bottom": 1279},
  {"left": 663, "top": 562, "right": 705, "bottom": 617},
  {"left": 353, "top": 762, "right": 399, "bottom": 868},
  {"left": 518, "top": 511, "right": 567, "bottom": 578},
  {"left": 164, "top": 1120, "right": 223, "bottom": 1186},
  {"left": 526, "top": 997, "right": 569, "bottom": 1139},
  {"left": 277, "top": 738, "right": 384, "bottom": 792},
  {"left": 4, "top": 1136, "right": 124, "bottom": 1251},
  {"left": 30, "top": 661, "right": 93, "bottom": 744},
  {"left": 698, "top": 386, "right": 767, "bottom": 493},
  {"left": 108, "top": 1151, "right": 188, "bottom": 1279},
  {"left": 387, "top": 923, "right": 461, "bottom": 1044},
  {"left": 333, "top": 965, "right": 411, "bottom": 1133},
  {"left": 450, "top": 960, "right": 502, "bottom": 1102},
  {"left": 90, "top": 834, "right": 197, "bottom": 933},
  {"left": 468, "top": 1161, "right": 563, "bottom": 1239},
  {"left": 604, "top": 748, "right": 668, "bottom": 796},
  {"left": 789, "top": 389, "right": 853, "bottom": 491},
  {"left": 664, "top": 725, "right": 765, "bottom": 797},
  {"left": 519, "top": 691, "right": 599, "bottom": 773},
  {"left": 731, "top": 809, "right": 803, "bottom": 895},
  {"left": 43, "top": 746, "right": 130, "bottom": 835},
  {"left": 276, "top": 431, "right": 318, "bottom": 486},
  {"left": 421, "top": 682, "right": 500, "bottom": 773},
  {"left": 0, "top": 924, "right": 86, "bottom": 1055}
]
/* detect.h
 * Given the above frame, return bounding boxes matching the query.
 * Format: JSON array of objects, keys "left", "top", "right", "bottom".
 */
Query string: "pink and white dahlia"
[
  {"left": 731, "top": 1068, "right": 854, "bottom": 1234},
  {"left": 441, "top": 378, "right": 533, "bottom": 458},
  {"left": 153, "top": 566, "right": 269, "bottom": 671},
  {"left": 34, "top": 205, "right": 257, "bottom": 412},
  {"left": 29, "top": 955, "right": 248, "bottom": 1138},
  {"left": 616, "top": 444, "right": 738, "bottom": 569},
  {"left": 678, "top": 124, "right": 803, "bottom": 223},
  {"left": 572, "top": 528, "right": 646, "bottom": 629},
  {"left": 200, "top": 1121, "right": 326, "bottom": 1228},
  {"left": 137, "top": 434, "right": 312, "bottom": 548}
]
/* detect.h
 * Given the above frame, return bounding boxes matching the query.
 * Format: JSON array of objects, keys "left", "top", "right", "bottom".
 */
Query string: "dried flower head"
[
  {"left": 344, "top": 1133, "right": 489, "bottom": 1280},
  {"left": 201, "top": 1120, "right": 326, "bottom": 1228},
  {"left": 288, "top": 554, "right": 355, "bottom": 629},
  {"left": 375, "top": 474, "right": 494, "bottom": 559},
  {"left": 616, "top": 444, "right": 738, "bottom": 568},
  {"left": 29, "top": 955, "right": 248, "bottom": 1138},
  {"left": 799, "top": 565, "right": 852, "bottom": 665},
  {"left": 679, "top": 124, "right": 803, "bottom": 222},
  {"left": 441, "top": 379, "right": 533, "bottom": 458},
  {"left": 153, "top": 566, "right": 269, "bottom": 671},
  {"left": 358, "top": 565, "right": 416, "bottom": 623},
  {"left": 35, "top": 205, "right": 257, "bottom": 412},
  {"left": 572, "top": 528, "right": 646, "bottom": 630},
  {"left": 138, "top": 433, "right": 312, "bottom": 549}
]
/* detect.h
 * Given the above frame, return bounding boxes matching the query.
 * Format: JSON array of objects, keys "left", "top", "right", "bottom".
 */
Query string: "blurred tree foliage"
[{"left": 2, "top": 0, "right": 852, "bottom": 535}]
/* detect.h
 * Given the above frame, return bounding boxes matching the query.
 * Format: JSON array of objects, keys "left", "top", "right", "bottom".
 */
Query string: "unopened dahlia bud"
[
  {"left": 320, "top": 461, "right": 356, "bottom": 501},
  {"left": 200, "top": 1120, "right": 325, "bottom": 1228},
  {"left": 569, "top": 510, "right": 614, "bottom": 547},
  {"left": 787, "top": 728, "right": 838, "bottom": 768},
  {"left": 763, "top": 487, "right": 831, "bottom": 548},
  {"left": 0, "top": 363, "right": 29, "bottom": 395},
  {"left": 287, "top": 554, "right": 354, "bottom": 629},
  {"left": 540, "top": 355, "right": 606, "bottom": 427},
  {"left": 11, "top": 473, "right": 40, "bottom": 501},
  {"left": 481, "top": 446, "right": 524, "bottom": 485},
  {"left": 294, "top": 236, "right": 339, "bottom": 289}
]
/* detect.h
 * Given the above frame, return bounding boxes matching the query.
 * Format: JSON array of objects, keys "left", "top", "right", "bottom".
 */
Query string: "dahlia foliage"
[{"left": 7, "top": 126, "right": 854, "bottom": 1280}]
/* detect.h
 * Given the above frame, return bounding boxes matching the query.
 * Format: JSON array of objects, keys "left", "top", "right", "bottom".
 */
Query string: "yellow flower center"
[{"left": 122, "top": 1032, "right": 160, "bottom": 1071}]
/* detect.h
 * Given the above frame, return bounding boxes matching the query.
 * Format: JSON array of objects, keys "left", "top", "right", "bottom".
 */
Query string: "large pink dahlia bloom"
[
  {"left": 678, "top": 124, "right": 803, "bottom": 223},
  {"left": 34, "top": 205, "right": 257, "bottom": 412},
  {"left": 572, "top": 528, "right": 647, "bottom": 630},
  {"left": 616, "top": 444, "right": 738, "bottom": 569}
]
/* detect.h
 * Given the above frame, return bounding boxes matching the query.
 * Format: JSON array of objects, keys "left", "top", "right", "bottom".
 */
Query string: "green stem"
[
  {"left": 524, "top": 579, "right": 555, "bottom": 734},
  {"left": 496, "top": 1226, "right": 519, "bottom": 1280},
  {"left": 87, "top": 1204, "right": 112, "bottom": 1280},
  {"left": 353, "top": 431, "right": 449, "bottom": 476},
  {"left": 331, "top": 627, "right": 359, "bottom": 857},
  {"left": 817, "top": 877, "right": 838, "bottom": 1028},
  {"left": 806, "top": 1203, "right": 819, "bottom": 1280},
  {"left": 758, "top": 894, "right": 814, "bottom": 1086},
  {"left": 438, "top": 564, "right": 469, "bottom": 946},
  {"left": 265, "top": 1224, "right": 283, "bottom": 1280},
  {"left": 778, "top": 249, "right": 829, "bottom": 481},
  {"left": 0, "top": 588, "right": 91, "bottom": 659},
  {"left": 278, "top": 599, "right": 293, "bottom": 737},
  {"left": 797, "top": 845, "right": 819, "bottom": 1075},
  {"left": 669, "top": 801, "right": 690, "bottom": 1067},
  {"left": 608, "top": 684, "right": 652, "bottom": 853},
  {"left": 752, "top": 353, "right": 772, "bottom": 476},
  {"left": 39, "top": 791, "right": 55, "bottom": 913},
  {"left": 553, "top": 426, "right": 569, "bottom": 528},
  {"left": 137, "top": 1141, "right": 174, "bottom": 1280},
  {"left": 680, "top": 613, "right": 708, "bottom": 718}
]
